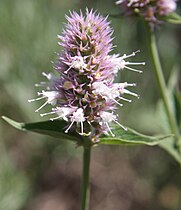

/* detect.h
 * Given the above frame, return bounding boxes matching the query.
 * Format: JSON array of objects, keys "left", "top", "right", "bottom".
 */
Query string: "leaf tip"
[
  {"left": 2, "top": 115, "right": 11, "bottom": 123},
  {"left": 1, "top": 116, "right": 25, "bottom": 131}
]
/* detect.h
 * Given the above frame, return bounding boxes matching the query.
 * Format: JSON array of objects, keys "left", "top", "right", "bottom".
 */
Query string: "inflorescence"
[
  {"left": 29, "top": 9, "right": 145, "bottom": 141},
  {"left": 115, "top": 0, "right": 177, "bottom": 28}
]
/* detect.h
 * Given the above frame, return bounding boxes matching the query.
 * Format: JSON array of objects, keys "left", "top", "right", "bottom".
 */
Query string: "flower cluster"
[
  {"left": 116, "top": 0, "right": 177, "bottom": 28},
  {"left": 29, "top": 9, "right": 144, "bottom": 141}
]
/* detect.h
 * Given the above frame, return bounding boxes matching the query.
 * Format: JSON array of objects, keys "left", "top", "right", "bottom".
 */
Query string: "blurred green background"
[{"left": 1, "top": 0, "right": 181, "bottom": 210}]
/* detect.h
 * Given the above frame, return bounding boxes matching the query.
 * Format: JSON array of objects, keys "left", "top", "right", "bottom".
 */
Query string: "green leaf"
[
  {"left": 98, "top": 126, "right": 171, "bottom": 146},
  {"left": 2, "top": 116, "right": 81, "bottom": 143},
  {"left": 157, "top": 68, "right": 181, "bottom": 164},
  {"left": 168, "top": 66, "right": 180, "bottom": 91},
  {"left": 164, "top": 12, "right": 181, "bottom": 24},
  {"left": 2, "top": 116, "right": 171, "bottom": 147},
  {"left": 167, "top": 66, "right": 181, "bottom": 130},
  {"left": 159, "top": 137, "right": 181, "bottom": 164},
  {"left": 157, "top": 97, "right": 181, "bottom": 164}
]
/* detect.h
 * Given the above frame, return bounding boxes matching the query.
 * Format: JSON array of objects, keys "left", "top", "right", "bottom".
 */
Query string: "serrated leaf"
[
  {"left": 98, "top": 126, "right": 171, "bottom": 146},
  {"left": 164, "top": 12, "right": 181, "bottom": 24},
  {"left": 2, "top": 116, "right": 81, "bottom": 142}
]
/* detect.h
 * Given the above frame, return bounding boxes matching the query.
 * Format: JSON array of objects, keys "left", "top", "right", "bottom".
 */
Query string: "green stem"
[
  {"left": 80, "top": 145, "right": 91, "bottom": 210},
  {"left": 148, "top": 28, "right": 180, "bottom": 149}
]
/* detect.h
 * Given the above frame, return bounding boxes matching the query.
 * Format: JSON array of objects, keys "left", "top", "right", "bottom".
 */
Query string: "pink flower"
[
  {"left": 29, "top": 9, "right": 144, "bottom": 141},
  {"left": 116, "top": 0, "right": 177, "bottom": 28}
]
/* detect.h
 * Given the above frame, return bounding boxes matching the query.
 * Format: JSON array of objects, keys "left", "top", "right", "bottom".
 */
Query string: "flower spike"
[
  {"left": 115, "top": 0, "right": 177, "bottom": 28},
  {"left": 29, "top": 10, "right": 144, "bottom": 141}
]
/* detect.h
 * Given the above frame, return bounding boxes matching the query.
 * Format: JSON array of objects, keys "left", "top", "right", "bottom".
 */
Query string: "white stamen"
[
  {"left": 35, "top": 101, "right": 49, "bottom": 112},
  {"left": 99, "top": 111, "right": 127, "bottom": 136},
  {"left": 65, "top": 56, "right": 88, "bottom": 74},
  {"left": 71, "top": 108, "right": 85, "bottom": 122},
  {"left": 99, "top": 111, "right": 116, "bottom": 123},
  {"left": 115, "top": 0, "right": 124, "bottom": 5},
  {"left": 123, "top": 89, "right": 139, "bottom": 98},
  {"left": 124, "top": 66, "right": 143, "bottom": 73},
  {"left": 112, "top": 82, "right": 136, "bottom": 90},
  {"left": 93, "top": 81, "right": 137, "bottom": 106},
  {"left": 122, "top": 50, "right": 140, "bottom": 59},
  {"left": 35, "top": 82, "right": 47, "bottom": 87},
  {"left": 42, "top": 72, "right": 53, "bottom": 80},
  {"left": 113, "top": 119, "right": 127, "bottom": 131},
  {"left": 105, "top": 122, "right": 115, "bottom": 137},
  {"left": 126, "top": 83, "right": 137, "bottom": 87},
  {"left": 40, "top": 110, "right": 57, "bottom": 117},
  {"left": 127, "top": 0, "right": 140, "bottom": 7},
  {"left": 65, "top": 120, "right": 75, "bottom": 133},
  {"left": 112, "top": 98, "right": 123, "bottom": 106},
  {"left": 28, "top": 96, "right": 46, "bottom": 102},
  {"left": 80, "top": 121, "right": 84, "bottom": 135},
  {"left": 92, "top": 82, "right": 123, "bottom": 106},
  {"left": 110, "top": 50, "right": 145, "bottom": 74},
  {"left": 29, "top": 91, "right": 59, "bottom": 112},
  {"left": 34, "top": 72, "right": 58, "bottom": 90},
  {"left": 118, "top": 96, "right": 132, "bottom": 102},
  {"left": 41, "top": 107, "right": 76, "bottom": 122},
  {"left": 65, "top": 108, "right": 85, "bottom": 134},
  {"left": 125, "top": 61, "right": 145, "bottom": 66},
  {"left": 50, "top": 115, "right": 63, "bottom": 121}
]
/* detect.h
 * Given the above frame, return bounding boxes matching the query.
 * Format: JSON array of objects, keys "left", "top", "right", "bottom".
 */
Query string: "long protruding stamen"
[
  {"left": 122, "top": 50, "right": 140, "bottom": 59},
  {"left": 113, "top": 120, "right": 127, "bottom": 131},
  {"left": 64, "top": 65, "right": 72, "bottom": 74},
  {"left": 112, "top": 98, "right": 123, "bottom": 107},
  {"left": 28, "top": 96, "right": 46, "bottom": 102},
  {"left": 42, "top": 72, "right": 52, "bottom": 80},
  {"left": 50, "top": 115, "right": 63, "bottom": 121},
  {"left": 125, "top": 61, "right": 145, "bottom": 66},
  {"left": 127, "top": 0, "right": 137, "bottom": 7},
  {"left": 80, "top": 121, "right": 84, "bottom": 135},
  {"left": 40, "top": 111, "right": 57, "bottom": 117},
  {"left": 124, "top": 66, "right": 143, "bottom": 73},
  {"left": 124, "top": 89, "right": 139, "bottom": 98},
  {"left": 35, "top": 83, "right": 47, "bottom": 87},
  {"left": 126, "top": 83, "right": 137, "bottom": 87},
  {"left": 65, "top": 120, "right": 75, "bottom": 133},
  {"left": 35, "top": 101, "right": 49, "bottom": 112},
  {"left": 118, "top": 96, "right": 132, "bottom": 102},
  {"left": 115, "top": 0, "right": 124, "bottom": 5},
  {"left": 105, "top": 122, "right": 115, "bottom": 137}
]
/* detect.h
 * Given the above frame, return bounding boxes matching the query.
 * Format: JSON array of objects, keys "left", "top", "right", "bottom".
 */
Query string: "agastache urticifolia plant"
[
  {"left": 3, "top": 9, "right": 173, "bottom": 210},
  {"left": 115, "top": 0, "right": 181, "bottom": 161},
  {"left": 28, "top": 9, "right": 145, "bottom": 209},
  {"left": 28, "top": 9, "right": 145, "bottom": 141},
  {"left": 116, "top": 0, "right": 177, "bottom": 28}
]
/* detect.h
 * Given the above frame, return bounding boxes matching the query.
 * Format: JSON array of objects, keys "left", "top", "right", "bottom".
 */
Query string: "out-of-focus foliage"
[
  {"left": 1, "top": 0, "right": 181, "bottom": 210},
  {"left": 158, "top": 67, "right": 181, "bottom": 164},
  {"left": 0, "top": 157, "right": 30, "bottom": 210}
]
